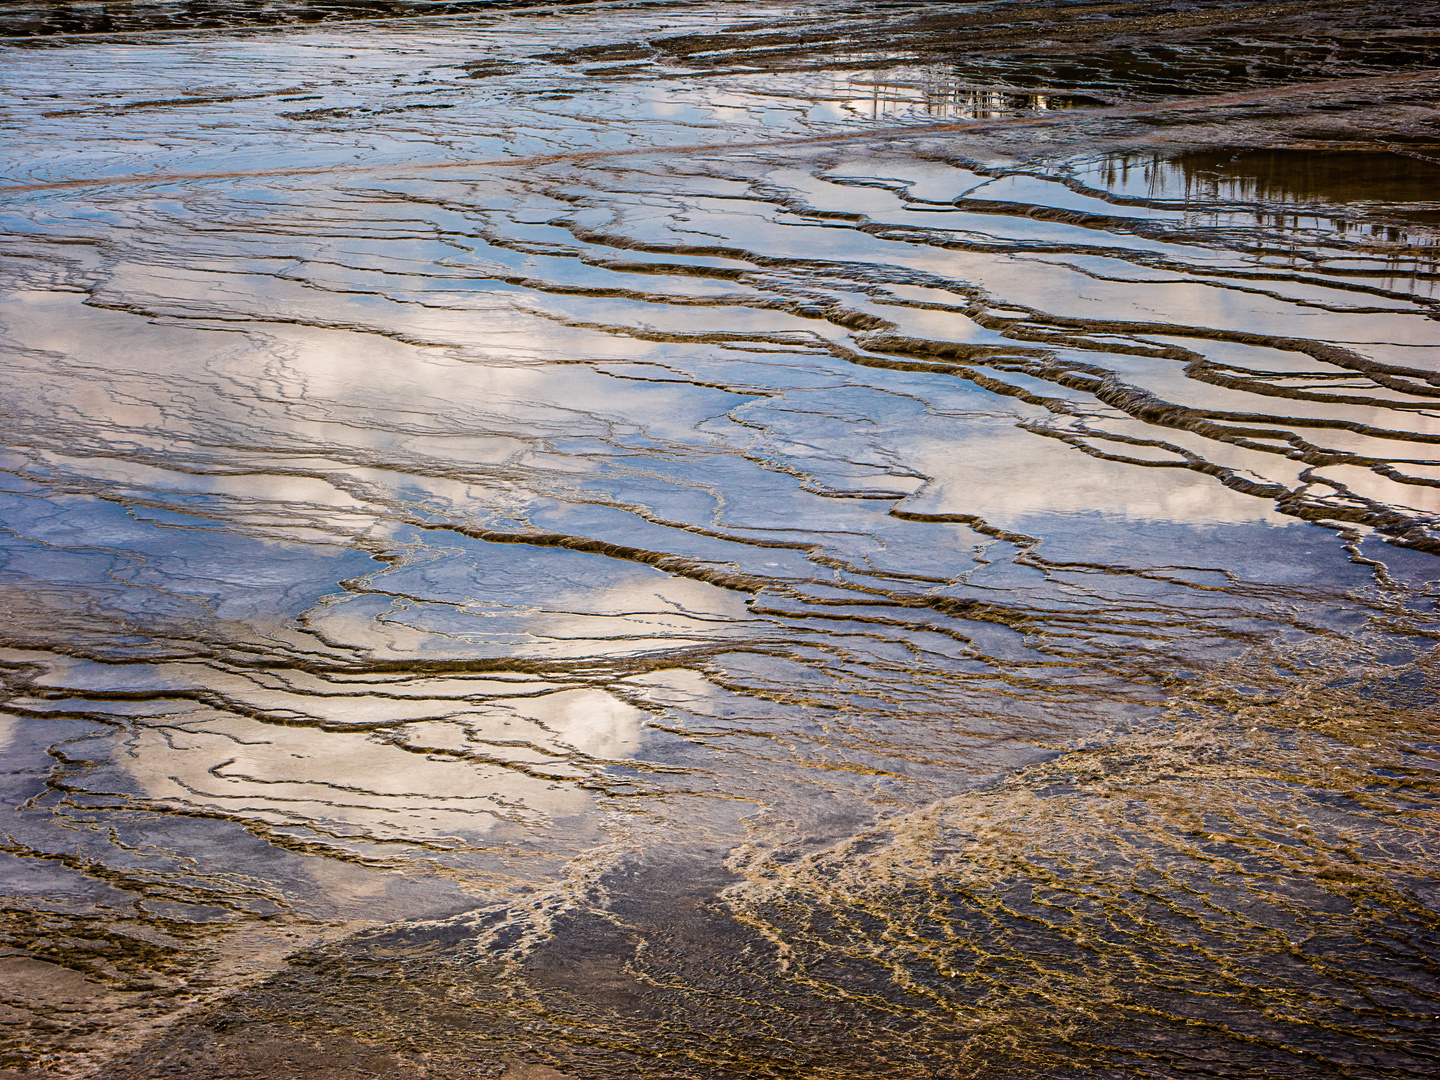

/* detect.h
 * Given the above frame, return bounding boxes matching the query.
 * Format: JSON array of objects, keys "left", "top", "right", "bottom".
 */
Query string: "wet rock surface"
[{"left": 1, "top": 1, "right": 1438, "bottom": 1076}]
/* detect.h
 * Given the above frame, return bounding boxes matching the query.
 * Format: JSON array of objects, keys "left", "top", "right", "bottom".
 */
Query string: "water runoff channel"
[{"left": 0, "top": 1, "right": 1439, "bottom": 1077}]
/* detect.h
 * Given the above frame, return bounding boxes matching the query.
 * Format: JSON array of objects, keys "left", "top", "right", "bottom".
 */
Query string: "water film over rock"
[{"left": 0, "top": 1, "right": 1438, "bottom": 1077}]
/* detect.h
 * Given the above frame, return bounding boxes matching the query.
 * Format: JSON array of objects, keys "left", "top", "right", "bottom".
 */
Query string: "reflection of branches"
[
  {"left": 852, "top": 75, "right": 1080, "bottom": 121},
  {"left": 1387, "top": 143, "right": 1440, "bottom": 167},
  {"left": 1090, "top": 150, "right": 1440, "bottom": 262}
]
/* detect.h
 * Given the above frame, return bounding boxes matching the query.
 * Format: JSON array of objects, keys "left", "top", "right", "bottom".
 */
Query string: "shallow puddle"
[{"left": 1, "top": 2, "right": 1438, "bottom": 1077}]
